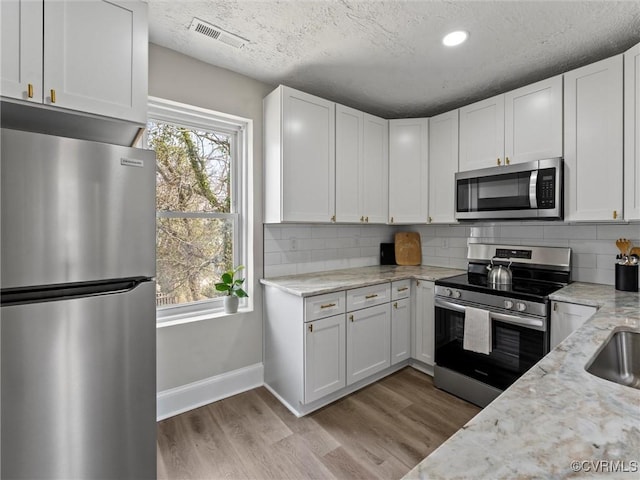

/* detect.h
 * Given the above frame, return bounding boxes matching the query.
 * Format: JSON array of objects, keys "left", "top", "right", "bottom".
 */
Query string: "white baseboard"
[{"left": 157, "top": 363, "right": 264, "bottom": 421}]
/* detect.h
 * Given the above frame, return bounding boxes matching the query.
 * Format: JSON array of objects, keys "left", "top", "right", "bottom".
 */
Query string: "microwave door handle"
[
  {"left": 529, "top": 170, "right": 538, "bottom": 208},
  {"left": 436, "top": 298, "right": 546, "bottom": 331}
]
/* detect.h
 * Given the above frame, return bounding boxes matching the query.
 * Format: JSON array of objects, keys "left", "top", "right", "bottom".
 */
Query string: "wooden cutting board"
[{"left": 394, "top": 232, "right": 422, "bottom": 266}]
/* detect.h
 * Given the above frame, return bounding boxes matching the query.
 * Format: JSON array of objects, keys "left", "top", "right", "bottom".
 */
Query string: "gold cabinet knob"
[
  {"left": 50, "top": 89, "right": 56, "bottom": 103},
  {"left": 349, "top": 314, "right": 354, "bottom": 322},
  {"left": 390, "top": 216, "right": 394, "bottom": 223},
  {"left": 365, "top": 216, "right": 369, "bottom": 223},
  {"left": 428, "top": 216, "right": 432, "bottom": 223},
  {"left": 360, "top": 216, "right": 364, "bottom": 222},
  {"left": 331, "top": 215, "right": 336, "bottom": 222},
  {"left": 505, "top": 157, "right": 510, "bottom": 165},
  {"left": 393, "top": 302, "right": 398, "bottom": 309},
  {"left": 497, "top": 158, "right": 501, "bottom": 166},
  {"left": 613, "top": 210, "right": 618, "bottom": 219}
]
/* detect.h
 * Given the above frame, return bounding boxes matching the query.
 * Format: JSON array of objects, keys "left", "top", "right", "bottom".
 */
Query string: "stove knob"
[
  {"left": 452, "top": 290, "right": 461, "bottom": 299},
  {"left": 504, "top": 300, "right": 514, "bottom": 309},
  {"left": 444, "top": 288, "right": 452, "bottom": 297},
  {"left": 516, "top": 302, "right": 527, "bottom": 312}
]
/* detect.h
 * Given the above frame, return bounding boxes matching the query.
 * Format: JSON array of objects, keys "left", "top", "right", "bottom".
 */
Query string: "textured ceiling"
[{"left": 148, "top": 0, "right": 640, "bottom": 118}]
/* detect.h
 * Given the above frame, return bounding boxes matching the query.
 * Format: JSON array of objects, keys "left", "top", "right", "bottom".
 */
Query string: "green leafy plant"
[{"left": 215, "top": 265, "right": 248, "bottom": 297}]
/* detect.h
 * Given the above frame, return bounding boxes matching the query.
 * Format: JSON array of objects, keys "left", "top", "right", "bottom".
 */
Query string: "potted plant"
[{"left": 215, "top": 265, "right": 248, "bottom": 313}]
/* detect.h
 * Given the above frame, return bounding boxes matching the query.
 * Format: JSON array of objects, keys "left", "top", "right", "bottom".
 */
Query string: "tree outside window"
[{"left": 149, "top": 121, "right": 237, "bottom": 308}]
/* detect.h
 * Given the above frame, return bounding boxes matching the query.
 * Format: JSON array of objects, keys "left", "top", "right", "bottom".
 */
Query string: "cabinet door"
[
  {"left": 505, "top": 75, "right": 563, "bottom": 164},
  {"left": 388, "top": 118, "right": 429, "bottom": 224},
  {"left": 362, "top": 113, "right": 389, "bottom": 224},
  {"left": 564, "top": 55, "right": 624, "bottom": 222},
  {"left": 459, "top": 94, "right": 505, "bottom": 171},
  {"left": 0, "top": 0, "right": 43, "bottom": 102},
  {"left": 335, "top": 104, "right": 362, "bottom": 223},
  {"left": 550, "top": 301, "right": 597, "bottom": 350},
  {"left": 346, "top": 304, "right": 391, "bottom": 385},
  {"left": 428, "top": 109, "right": 459, "bottom": 223},
  {"left": 282, "top": 87, "right": 336, "bottom": 222},
  {"left": 625, "top": 43, "right": 640, "bottom": 220},
  {"left": 44, "top": 0, "right": 147, "bottom": 123},
  {"left": 391, "top": 298, "right": 411, "bottom": 364},
  {"left": 304, "top": 314, "right": 346, "bottom": 403},
  {"left": 413, "top": 280, "right": 435, "bottom": 366}
]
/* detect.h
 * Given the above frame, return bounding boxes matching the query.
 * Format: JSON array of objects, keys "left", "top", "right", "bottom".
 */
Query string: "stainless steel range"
[{"left": 434, "top": 243, "right": 571, "bottom": 407}]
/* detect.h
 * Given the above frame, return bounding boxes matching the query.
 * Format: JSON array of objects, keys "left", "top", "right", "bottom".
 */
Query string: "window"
[{"left": 147, "top": 97, "right": 250, "bottom": 322}]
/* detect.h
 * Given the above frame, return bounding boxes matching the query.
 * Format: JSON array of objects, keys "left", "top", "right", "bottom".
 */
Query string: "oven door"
[{"left": 434, "top": 297, "right": 549, "bottom": 390}]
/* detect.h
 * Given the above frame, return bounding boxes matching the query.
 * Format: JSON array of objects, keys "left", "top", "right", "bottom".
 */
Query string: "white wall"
[
  {"left": 264, "top": 221, "right": 640, "bottom": 286},
  {"left": 150, "top": 44, "right": 273, "bottom": 392}
]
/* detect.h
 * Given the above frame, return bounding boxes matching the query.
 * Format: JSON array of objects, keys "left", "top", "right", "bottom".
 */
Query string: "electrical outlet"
[{"left": 290, "top": 238, "right": 297, "bottom": 251}]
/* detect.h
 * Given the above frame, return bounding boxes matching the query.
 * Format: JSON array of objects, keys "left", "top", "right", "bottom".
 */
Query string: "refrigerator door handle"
[{"left": 0, "top": 277, "right": 151, "bottom": 306}]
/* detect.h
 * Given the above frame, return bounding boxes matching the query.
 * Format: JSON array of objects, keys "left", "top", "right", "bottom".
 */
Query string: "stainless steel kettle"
[{"left": 487, "top": 257, "right": 513, "bottom": 285}]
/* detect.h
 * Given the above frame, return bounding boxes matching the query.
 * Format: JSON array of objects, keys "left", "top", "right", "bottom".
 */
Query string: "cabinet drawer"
[
  {"left": 391, "top": 279, "right": 411, "bottom": 300},
  {"left": 305, "top": 291, "right": 346, "bottom": 322},
  {"left": 347, "top": 283, "right": 391, "bottom": 311}
]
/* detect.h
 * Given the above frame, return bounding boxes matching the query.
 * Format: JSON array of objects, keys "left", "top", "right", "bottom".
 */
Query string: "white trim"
[{"left": 157, "top": 363, "right": 264, "bottom": 421}]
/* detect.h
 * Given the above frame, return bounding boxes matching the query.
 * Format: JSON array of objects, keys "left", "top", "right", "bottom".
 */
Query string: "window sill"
[{"left": 156, "top": 307, "right": 253, "bottom": 329}]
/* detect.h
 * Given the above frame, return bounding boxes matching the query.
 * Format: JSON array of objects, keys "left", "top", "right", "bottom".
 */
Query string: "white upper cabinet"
[
  {"left": 428, "top": 109, "right": 459, "bottom": 224},
  {"left": 459, "top": 76, "right": 562, "bottom": 171},
  {"left": 564, "top": 55, "right": 624, "bottom": 222},
  {"left": 361, "top": 113, "right": 389, "bottom": 224},
  {"left": 335, "top": 105, "right": 388, "bottom": 223},
  {"left": 388, "top": 118, "right": 429, "bottom": 224},
  {"left": 624, "top": 42, "right": 640, "bottom": 220},
  {"left": 1, "top": 0, "right": 147, "bottom": 124},
  {"left": 504, "top": 75, "right": 563, "bottom": 163},
  {"left": 459, "top": 94, "right": 505, "bottom": 171},
  {"left": 1, "top": 0, "right": 43, "bottom": 102},
  {"left": 264, "top": 85, "right": 336, "bottom": 223}
]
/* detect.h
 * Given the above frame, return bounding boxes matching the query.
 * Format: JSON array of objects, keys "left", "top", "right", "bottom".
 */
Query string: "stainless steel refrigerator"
[{"left": 1, "top": 128, "right": 156, "bottom": 479}]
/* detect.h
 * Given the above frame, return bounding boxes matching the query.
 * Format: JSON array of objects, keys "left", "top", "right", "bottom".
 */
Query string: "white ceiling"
[{"left": 148, "top": 0, "right": 640, "bottom": 118}]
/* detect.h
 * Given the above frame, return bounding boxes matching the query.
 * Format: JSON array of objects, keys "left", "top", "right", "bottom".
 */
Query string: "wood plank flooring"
[{"left": 157, "top": 367, "right": 480, "bottom": 480}]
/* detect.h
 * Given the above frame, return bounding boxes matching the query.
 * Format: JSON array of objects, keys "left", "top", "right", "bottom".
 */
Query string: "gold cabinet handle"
[
  {"left": 320, "top": 303, "right": 336, "bottom": 309},
  {"left": 553, "top": 303, "right": 558, "bottom": 312},
  {"left": 397, "top": 287, "right": 408, "bottom": 292},
  {"left": 428, "top": 216, "right": 432, "bottom": 224},
  {"left": 308, "top": 324, "right": 313, "bottom": 332},
  {"left": 331, "top": 215, "right": 336, "bottom": 222},
  {"left": 505, "top": 157, "right": 510, "bottom": 165},
  {"left": 50, "top": 89, "right": 56, "bottom": 103},
  {"left": 27, "top": 83, "right": 34, "bottom": 98},
  {"left": 365, "top": 294, "right": 378, "bottom": 299},
  {"left": 416, "top": 280, "right": 420, "bottom": 286},
  {"left": 497, "top": 158, "right": 501, "bottom": 166},
  {"left": 393, "top": 302, "right": 398, "bottom": 309},
  {"left": 360, "top": 216, "right": 364, "bottom": 222},
  {"left": 365, "top": 216, "right": 369, "bottom": 223},
  {"left": 613, "top": 210, "right": 618, "bottom": 219},
  {"left": 349, "top": 314, "right": 354, "bottom": 322},
  {"left": 390, "top": 216, "right": 394, "bottom": 223}
]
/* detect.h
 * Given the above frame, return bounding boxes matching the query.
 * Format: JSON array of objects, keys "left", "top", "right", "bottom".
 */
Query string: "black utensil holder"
[{"left": 615, "top": 263, "right": 639, "bottom": 292}]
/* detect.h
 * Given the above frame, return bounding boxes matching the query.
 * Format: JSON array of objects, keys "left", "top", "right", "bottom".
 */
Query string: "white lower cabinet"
[
  {"left": 346, "top": 303, "right": 391, "bottom": 385},
  {"left": 391, "top": 297, "right": 411, "bottom": 364},
  {"left": 550, "top": 301, "right": 597, "bottom": 350},
  {"left": 264, "top": 279, "right": 411, "bottom": 417},
  {"left": 413, "top": 280, "right": 435, "bottom": 366},
  {"left": 304, "top": 314, "right": 346, "bottom": 403}
]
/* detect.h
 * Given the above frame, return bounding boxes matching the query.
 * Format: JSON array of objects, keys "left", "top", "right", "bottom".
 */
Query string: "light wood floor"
[{"left": 157, "top": 367, "right": 480, "bottom": 480}]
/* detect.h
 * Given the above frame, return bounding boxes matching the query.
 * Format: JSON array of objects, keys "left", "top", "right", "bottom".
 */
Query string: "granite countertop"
[
  {"left": 405, "top": 281, "right": 640, "bottom": 479},
  {"left": 260, "top": 265, "right": 464, "bottom": 297}
]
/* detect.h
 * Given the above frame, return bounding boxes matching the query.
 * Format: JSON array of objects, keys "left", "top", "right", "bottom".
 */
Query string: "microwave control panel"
[{"left": 537, "top": 168, "right": 556, "bottom": 208}]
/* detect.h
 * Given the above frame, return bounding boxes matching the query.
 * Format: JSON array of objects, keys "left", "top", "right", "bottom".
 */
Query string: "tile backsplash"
[{"left": 264, "top": 222, "right": 640, "bottom": 285}]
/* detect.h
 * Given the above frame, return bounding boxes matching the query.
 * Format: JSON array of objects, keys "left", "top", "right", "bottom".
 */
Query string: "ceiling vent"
[{"left": 188, "top": 18, "right": 248, "bottom": 49}]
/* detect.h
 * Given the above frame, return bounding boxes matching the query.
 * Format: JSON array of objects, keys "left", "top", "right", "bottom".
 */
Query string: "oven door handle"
[{"left": 435, "top": 298, "right": 546, "bottom": 331}]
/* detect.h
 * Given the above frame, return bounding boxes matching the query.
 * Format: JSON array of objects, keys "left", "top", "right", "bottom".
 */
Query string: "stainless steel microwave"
[{"left": 455, "top": 158, "right": 563, "bottom": 221}]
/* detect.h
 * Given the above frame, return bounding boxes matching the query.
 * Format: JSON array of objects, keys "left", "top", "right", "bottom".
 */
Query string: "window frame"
[{"left": 148, "top": 96, "right": 251, "bottom": 325}]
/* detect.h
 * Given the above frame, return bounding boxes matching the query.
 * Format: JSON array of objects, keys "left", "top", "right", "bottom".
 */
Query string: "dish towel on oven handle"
[{"left": 463, "top": 306, "right": 492, "bottom": 355}]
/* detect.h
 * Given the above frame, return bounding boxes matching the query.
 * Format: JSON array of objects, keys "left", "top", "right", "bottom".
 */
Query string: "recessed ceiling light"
[{"left": 442, "top": 30, "right": 468, "bottom": 47}]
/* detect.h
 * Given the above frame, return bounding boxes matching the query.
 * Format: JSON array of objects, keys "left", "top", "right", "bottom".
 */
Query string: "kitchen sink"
[{"left": 586, "top": 330, "right": 640, "bottom": 389}]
